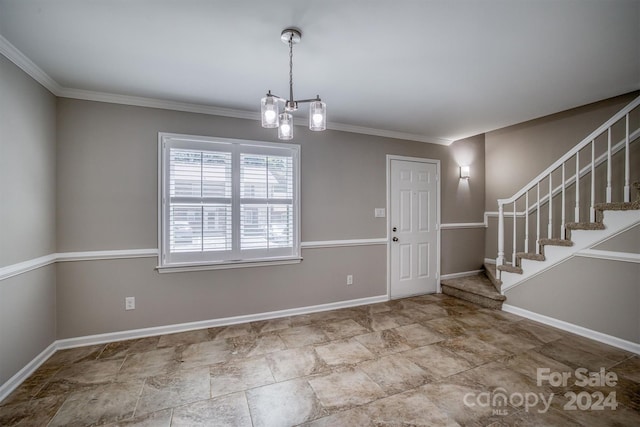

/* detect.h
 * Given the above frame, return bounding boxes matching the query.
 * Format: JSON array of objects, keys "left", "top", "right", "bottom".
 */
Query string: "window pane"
[
  {"left": 240, "top": 204, "right": 268, "bottom": 249},
  {"left": 203, "top": 152, "right": 232, "bottom": 198},
  {"left": 268, "top": 204, "right": 293, "bottom": 247},
  {"left": 240, "top": 154, "right": 267, "bottom": 198},
  {"left": 203, "top": 205, "right": 232, "bottom": 251},
  {"left": 170, "top": 204, "right": 202, "bottom": 252},
  {"left": 170, "top": 149, "right": 202, "bottom": 197},
  {"left": 267, "top": 156, "right": 293, "bottom": 199}
]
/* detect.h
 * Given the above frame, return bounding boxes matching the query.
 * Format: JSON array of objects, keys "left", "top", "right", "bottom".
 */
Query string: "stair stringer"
[{"left": 500, "top": 209, "right": 640, "bottom": 293}]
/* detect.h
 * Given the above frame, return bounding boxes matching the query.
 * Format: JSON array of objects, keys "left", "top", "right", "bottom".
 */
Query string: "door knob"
[{"left": 392, "top": 237, "right": 399, "bottom": 242}]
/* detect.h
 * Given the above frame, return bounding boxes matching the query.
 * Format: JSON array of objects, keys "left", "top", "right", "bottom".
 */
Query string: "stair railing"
[{"left": 496, "top": 96, "right": 640, "bottom": 272}]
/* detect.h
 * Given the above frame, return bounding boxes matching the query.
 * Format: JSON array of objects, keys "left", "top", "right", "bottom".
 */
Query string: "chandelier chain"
[{"left": 288, "top": 36, "right": 294, "bottom": 104}]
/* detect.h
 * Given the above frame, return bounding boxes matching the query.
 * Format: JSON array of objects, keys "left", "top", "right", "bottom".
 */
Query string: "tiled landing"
[{"left": 1, "top": 294, "right": 639, "bottom": 426}]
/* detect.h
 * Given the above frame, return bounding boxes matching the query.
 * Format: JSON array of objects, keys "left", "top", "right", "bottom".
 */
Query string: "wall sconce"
[{"left": 460, "top": 165, "right": 470, "bottom": 179}]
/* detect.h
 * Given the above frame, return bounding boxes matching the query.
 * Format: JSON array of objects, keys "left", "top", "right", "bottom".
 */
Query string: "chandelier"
[{"left": 261, "top": 28, "right": 326, "bottom": 140}]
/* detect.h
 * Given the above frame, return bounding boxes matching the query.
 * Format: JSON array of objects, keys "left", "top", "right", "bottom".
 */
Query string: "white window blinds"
[{"left": 159, "top": 134, "right": 300, "bottom": 268}]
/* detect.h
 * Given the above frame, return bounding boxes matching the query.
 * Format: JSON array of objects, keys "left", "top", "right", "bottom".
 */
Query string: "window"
[{"left": 158, "top": 133, "right": 300, "bottom": 270}]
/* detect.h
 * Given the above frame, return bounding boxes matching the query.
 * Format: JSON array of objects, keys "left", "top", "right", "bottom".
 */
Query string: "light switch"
[{"left": 374, "top": 208, "right": 386, "bottom": 218}]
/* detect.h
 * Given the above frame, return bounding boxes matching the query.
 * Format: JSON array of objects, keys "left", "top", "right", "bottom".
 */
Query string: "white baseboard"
[
  {"left": 57, "top": 294, "right": 389, "bottom": 349},
  {"left": 0, "top": 342, "right": 57, "bottom": 402},
  {"left": 1, "top": 294, "right": 389, "bottom": 401},
  {"left": 440, "top": 269, "right": 483, "bottom": 280},
  {"left": 484, "top": 258, "right": 496, "bottom": 265},
  {"left": 502, "top": 304, "right": 640, "bottom": 355}
]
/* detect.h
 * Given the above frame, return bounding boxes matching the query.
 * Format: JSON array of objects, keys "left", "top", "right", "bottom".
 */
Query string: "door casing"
[{"left": 386, "top": 155, "right": 441, "bottom": 299}]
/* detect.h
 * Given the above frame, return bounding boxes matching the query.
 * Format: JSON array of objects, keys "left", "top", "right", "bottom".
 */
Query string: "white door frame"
[{"left": 386, "top": 155, "right": 441, "bottom": 299}]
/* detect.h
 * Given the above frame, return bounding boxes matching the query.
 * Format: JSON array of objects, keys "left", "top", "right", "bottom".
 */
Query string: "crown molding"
[
  {"left": 0, "top": 34, "right": 63, "bottom": 95},
  {"left": 0, "top": 36, "right": 453, "bottom": 146}
]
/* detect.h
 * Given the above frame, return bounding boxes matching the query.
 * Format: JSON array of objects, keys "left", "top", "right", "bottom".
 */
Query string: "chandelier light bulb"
[
  {"left": 309, "top": 100, "right": 326, "bottom": 131},
  {"left": 261, "top": 96, "right": 279, "bottom": 128},
  {"left": 278, "top": 113, "right": 293, "bottom": 140}
]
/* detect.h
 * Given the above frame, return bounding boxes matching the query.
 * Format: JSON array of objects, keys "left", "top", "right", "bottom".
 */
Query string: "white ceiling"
[{"left": 1, "top": 0, "right": 638, "bottom": 143}]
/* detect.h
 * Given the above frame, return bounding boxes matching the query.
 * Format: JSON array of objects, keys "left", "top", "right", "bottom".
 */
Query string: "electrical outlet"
[
  {"left": 125, "top": 296, "right": 135, "bottom": 310},
  {"left": 347, "top": 275, "right": 353, "bottom": 285}
]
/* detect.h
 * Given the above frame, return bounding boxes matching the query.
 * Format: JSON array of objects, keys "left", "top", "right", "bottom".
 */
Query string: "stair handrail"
[
  {"left": 496, "top": 95, "right": 640, "bottom": 268},
  {"left": 497, "top": 95, "right": 640, "bottom": 206}
]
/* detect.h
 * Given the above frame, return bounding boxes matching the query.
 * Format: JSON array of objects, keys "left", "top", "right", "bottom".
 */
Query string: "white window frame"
[{"left": 157, "top": 133, "right": 301, "bottom": 272}]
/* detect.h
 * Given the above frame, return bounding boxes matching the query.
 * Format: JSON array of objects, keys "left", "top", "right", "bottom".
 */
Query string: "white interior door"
[{"left": 389, "top": 158, "right": 438, "bottom": 299}]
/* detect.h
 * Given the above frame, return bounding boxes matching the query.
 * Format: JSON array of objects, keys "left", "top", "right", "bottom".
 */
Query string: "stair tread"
[
  {"left": 595, "top": 201, "right": 640, "bottom": 211},
  {"left": 441, "top": 274, "right": 506, "bottom": 301},
  {"left": 496, "top": 264, "right": 523, "bottom": 274},
  {"left": 516, "top": 252, "right": 545, "bottom": 261},
  {"left": 539, "top": 238, "right": 573, "bottom": 247},
  {"left": 565, "top": 222, "right": 605, "bottom": 230}
]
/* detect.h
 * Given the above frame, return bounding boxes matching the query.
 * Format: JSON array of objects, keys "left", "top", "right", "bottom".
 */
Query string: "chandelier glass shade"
[{"left": 261, "top": 28, "right": 326, "bottom": 139}]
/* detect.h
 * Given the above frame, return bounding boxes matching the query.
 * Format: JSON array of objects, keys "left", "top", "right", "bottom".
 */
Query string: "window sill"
[{"left": 156, "top": 257, "right": 303, "bottom": 273}]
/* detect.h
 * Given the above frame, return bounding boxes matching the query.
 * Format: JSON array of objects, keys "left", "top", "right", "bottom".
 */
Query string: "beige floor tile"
[
  {"left": 278, "top": 325, "right": 329, "bottom": 348},
  {"left": 308, "top": 368, "right": 386, "bottom": 411},
  {"left": 135, "top": 367, "right": 210, "bottom": 416},
  {"left": 157, "top": 329, "right": 210, "bottom": 348},
  {"left": 359, "top": 354, "right": 431, "bottom": 393},
  {"left": 611, "top": 355, "right": 640, "bottom": 384},
  {"left": 402, "top": 344, "right": 473, "bottom": 379},
  {"left": 48, "top": 380, "right": 144, "bottom": 426},
  {"left": 54, "top": 358, "right": 123, "bottom": 384},
  {"left": 250, "top": 317, "right": 291, "bottom": 333},
  {"left": 246, "top": 378, "right": 327, "bottom": 427},
  {"left": 98, "top": 337, "right": 160, "bottom": 360},
  {"left": 178, "top": 339, "right": 232, "bottom": 369},
  {"left": 314, "top": 338, "right": 375, "bottom": 366},
  {"left": 423, "top": 316, "right": 469, "bottom": 338},
  {"left": 207, "top": 323, "right": 253, "bottom": 341},
  {"left": 353, "top": 329, "right": 412, "bottom": 356},
  {"left": 366, "top": 387, "right": 461, "bottom": 426},
  {"left": 171, "top": 392, "right": 252, "bottom": 427},
  {"left": 265, "top": 347, "right": 330, "bottom": 382},
  {"left": 393, "top": 323, "right": 445, "bottom": 346},
  {"left": 0, "top": 395, "right": 67, "bottom": 427},
  {"left": 4, "top": 294, "right": 634, "bottom": 427},
  {"left": 118, "top": 348, "right": 179, "bottom": 379},
  {"left": 438, "top": 335, "right": 511, "bottom": 366},
  {"left": 210, "top": 356, "right": 274, "bottom": 398},
  {"left": 320, "top": 319, "right": 370, "bottom": 340},
  {"left": 229, "top": 332, "right": 288, "bottom": 357},
  {"left": 107, "top": 408, "right": 172, "bottom": 426}
]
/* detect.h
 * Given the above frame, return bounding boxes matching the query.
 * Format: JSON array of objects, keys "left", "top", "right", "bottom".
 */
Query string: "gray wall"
[
  {"left": 0, "top": 55, "right": 57, "bottom": 385},
  {"left": 594, "top": 224, "right": 640, "bottom": 253},
  {"left": 54, "top": 98, "right": 486, "bottom": 338},
  {"left": 505, "top": 256, "right": 640, "bottom": 344}
]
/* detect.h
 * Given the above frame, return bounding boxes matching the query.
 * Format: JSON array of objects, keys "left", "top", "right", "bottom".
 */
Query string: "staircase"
[
  {"left": 441, "top": 264, "right": 505, "bottom": 309},
  {"left": 443, "top": 95, "right": 640, "bottom": 308}
]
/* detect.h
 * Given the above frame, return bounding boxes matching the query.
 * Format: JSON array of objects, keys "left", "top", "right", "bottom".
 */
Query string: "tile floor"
[{"left": 1, "top": 294, "right": 639, "bottom": 426}]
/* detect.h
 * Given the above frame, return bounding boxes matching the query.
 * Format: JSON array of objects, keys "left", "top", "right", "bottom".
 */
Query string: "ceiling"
[{"left": 1, "top": 0, "right": 638, "bottom": 144}]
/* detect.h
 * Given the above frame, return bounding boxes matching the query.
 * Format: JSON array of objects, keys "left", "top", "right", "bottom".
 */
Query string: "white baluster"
[
  {"left": 561, "top": 163, "right": 566, "bottom": 239},
  {"left": 497, "top": 203, "right": 505, "bottom": 268},
  {"left": 575, "top": 152, "right": 580, "bottom": 222},
  {"left": 606, "top": 127, "right": 612, "bottom": 203},
  {"left": 524, "top": 191, "right": 529, "bottom": 253},
  {"left": 512, "top": 201, "right": 517, "bottom": 266},
  {"left": 624, "top": 114, "right": 630, "bottom": 202},
  {"left": 536, "top": 182, "right": 541, "bottom": 254},
  {"left": 548, "top": 173, "right": 553, "bottom": 238},
  {"left": 590, "top": 140, "right": 595, "bottom": 222}
]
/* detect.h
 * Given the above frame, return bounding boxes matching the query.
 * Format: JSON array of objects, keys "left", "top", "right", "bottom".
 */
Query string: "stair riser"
[{"left": 441, "top": 285, "right": 504, "bottom": 310}]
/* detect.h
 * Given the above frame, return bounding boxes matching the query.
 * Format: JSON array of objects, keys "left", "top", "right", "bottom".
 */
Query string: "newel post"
[{"left": 496, "top": 201, "right": 505, "bottom": 267}]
